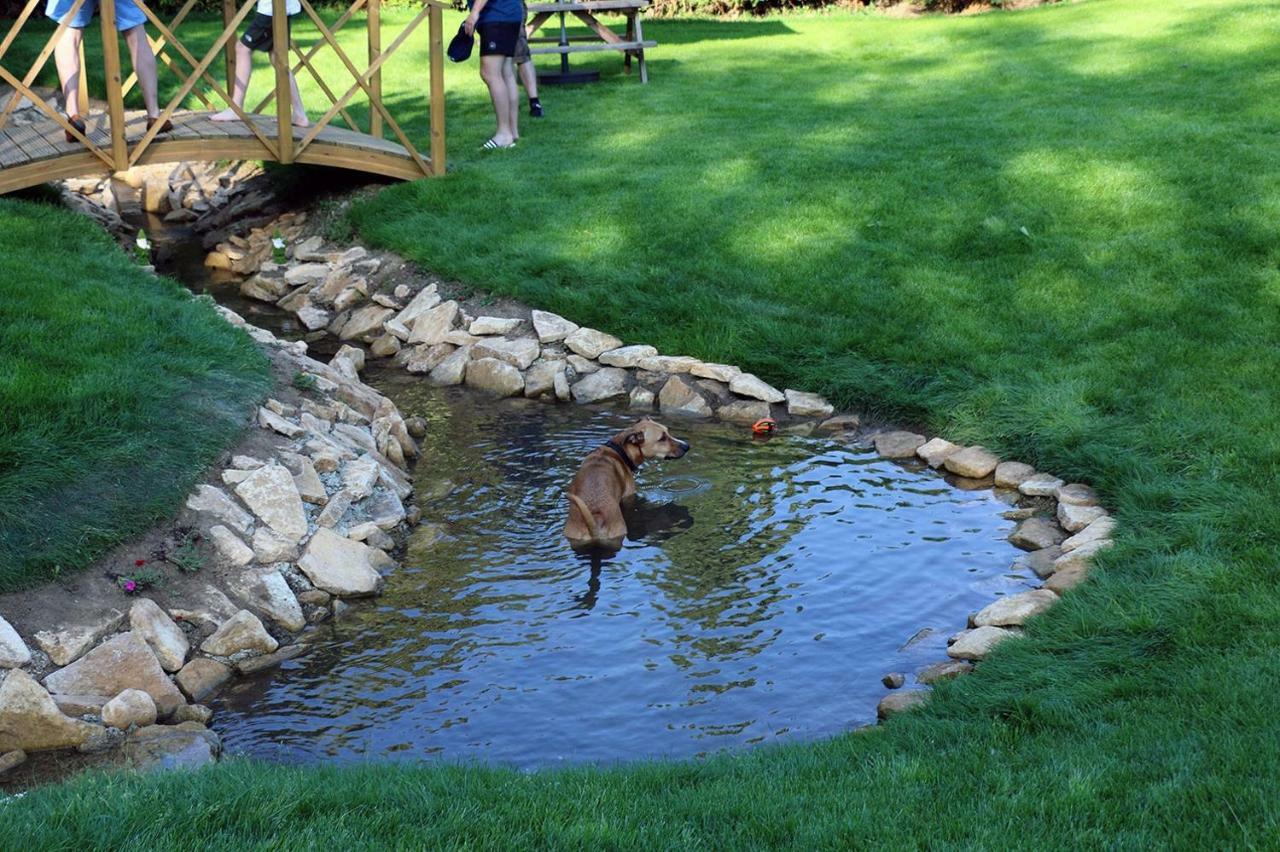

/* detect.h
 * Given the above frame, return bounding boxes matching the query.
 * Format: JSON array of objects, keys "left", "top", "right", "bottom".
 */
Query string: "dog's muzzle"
[{"left": 670, "top": 438, "right": 690, "bottom": 458}]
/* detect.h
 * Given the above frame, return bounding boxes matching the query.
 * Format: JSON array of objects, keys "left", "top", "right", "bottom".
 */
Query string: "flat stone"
[
  {"left": 531, "top": 310, "right": 579, "bottom": 343},
  {"left": 944, "top": 446, "right": 1000, "bottom": 480},
  {"left": 729, "top": 373, "right": 785, "bottom": 403},
  {"left": 297, "top": 589, "right": 331, "bottom": 608},
  {"left": 876, "top": 689, "right": 929, "bottom": 720},
  {"left": 283, "top": 262, "right": 329, "bottom": 286},
  {"left": 315, "top": 489, "right": 355, "bottom": 528},
  {"left": 466, "top": 357, "right": 525, "bottom": 396},
  {"left": 1014, "top": 545, "right": 1064, "bottom": 579},
  {"left": 554, "top": 370, "right": 571, "bottom": 401},
  {"left": 370, "top": 333, "right": 401, "bottom": 358},
  {"left": 201, "top": 610, "right": 277, "bottom": 657},
  {"left": 44, "top": 632, "right": 184, "bottom": 717},
  {"left": 52, "top": 693, "right": 112, "bottom": 717},
  {"left": 1058, "top": 502, "right": 1108, "bottom": 533},
  {"left": 258, "top": 407, "right": 305, "bottom": 439},
  {"left": 297, "top": 528, "right": 384, "bottom": 597},
  {"left": 690, "top": 362, "right": 741, "bottom": 383},
  {"left": 629, "top": 386, "right": 655, "bottom": 410},
  {"left": 240, "top": 274, "right": 290, "bottom": 302},
  {"left": 332, "top": 423, "right": 377, "bottom": 455},
  {"left": 1052, "top": 538, "right": 1112, "bottom": 574},
  {"left": 385, "top": 284, "right": 441, "bottom": 339},
  {"left": 874, "top": 431, "right": 926, "bottom": 459},
  {"left": 817, "top": 414, "right": 861, "bottom": 433},
  {"left": 102, "top": 689, "right": 157, "bottom": 730},
  {"left": 407, "top": 300, "right": 459, "bottom": 345},
  {"left": 185, "top": 485, "right": 253, "bottom": 537},
  {"left": 123, "top": 721, "right": 221, "bottom": 771},
  {"left": 716, "top": 399, "right": 772, "bottom": 425},
  {"left": 1056, "top": 483, "right": 1100, "bottom": 506},
  {"left": 1045, "top": 563, "right": 1088, "bottom": 594},
  {"left": 235, "top": 643, "right": 310, "bottom": 675},
  {"left": 916, "top": 437, "right": 960, "bottom": 468},
  {"left": 0, "top": 749, "right": 26, "bottom": 775},
  {"left": 524, "top": 360, "right": 565, "bottom": 398},
  {"left": 468, "top": 316, "right": 522, "bottom": 335},
  {"left": 0, "top": 616, "right": 31, "bottom": 668},
  {"left": 0, "top": 669, "right": 99, "bottom": 753},
  {"left": 638, "top": 355, "right": 701, "bottom": 374},
  {"left": 473, "top": 337, "right": 540, "bottom": 370},
  {"left": 291, "top": 457, "right": 328, "bottom": 506},
  {"left": 172, "top": 704, "right": 213, "bottom": 725},
  {"left": 917, "top": 660, "right": 973, "bottom": 684},
  {"left": 784, "top": 389, "right": 834, "bottom": 418},
  {"left": 33, "top": 610, "right": 126, "bottom": 667},
  {"left": 1060, "top": 516, "right": 1116, "bottom": 553},
  {"left": 225, "top": 566, "right": 305, "bottom": 632},
  {"left": 129, "top": 599, "right": 188, "bottom": 673},
  {"left": 994, "top": 462, "right": 1036, "bottom": 489},
  {"left": 443, "top": 330, "right": 482, "bottom": 347},
  {"left": 1009, "top": 517, "right": 1068, "bottom": 551},
  {"left": 565, "top": 327, "right": 623, "bottom": 359},
  {"left": 208, "top": 525, "right": 253, "bottom": 567},
  {"left": 599, "top": 345, "right": 658, "bottom": 368},
  {"left": 365, "top": 488, "right": 407, "bottom": 531},
  {"left": 658, "top": 376, "right": 712, "bottom": 417},
  {"left": 566, "top": 354, "right": 598, "bottom": 375},
  {"left": 340, "top": 306, "right": 395, "bottom": 341},
  {"left": 235, "top": 464, "right": 308, "bottom": 543},
  {"left": 166, "top": 584, "right": 239, "bottom": 631},
  {"left": 1019, "top": 473, "right": 1064, "bottom": 498},
  {"left": 974, "top": 589, "right": 1058, "bottom": 627},
  {"left": 571, "top": 368, "right": 628, "bottom": 404},
  {"left": 297, "top": 305, "right": 333, "bottom": 332},
  {"left": 429, "top": 345, "right": 471, "bottom": 386},
  {"left": 252, "top": 527, "right": 299, "bottom": 563},
  {"left": 404, "top": 343, "right": 455, "bottom": 374},
  {"left": 175, "top": 659, "right": 232, "bottom": 703},
  {"left": 947, "top": 626, "right": 1016, "bottom": 661}
]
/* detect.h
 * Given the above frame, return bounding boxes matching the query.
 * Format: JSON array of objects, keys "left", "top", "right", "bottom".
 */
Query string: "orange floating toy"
[{"left": 752, "top": 417, "right": 777, "bottom": 437}]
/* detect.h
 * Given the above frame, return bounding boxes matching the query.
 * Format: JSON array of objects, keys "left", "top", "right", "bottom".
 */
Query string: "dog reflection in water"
[{"left": 572, "top": 499, "right": 696, "bottom": 612}]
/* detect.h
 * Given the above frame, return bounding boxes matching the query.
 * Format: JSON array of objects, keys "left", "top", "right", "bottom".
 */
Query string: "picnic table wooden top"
[{"left": 527, "top": 0, "right": 650, "bottom": 12}]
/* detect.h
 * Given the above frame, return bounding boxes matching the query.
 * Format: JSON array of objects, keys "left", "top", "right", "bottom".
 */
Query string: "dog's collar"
[{"left": 603, "top": 439, "right": 639, "bottom": 474}]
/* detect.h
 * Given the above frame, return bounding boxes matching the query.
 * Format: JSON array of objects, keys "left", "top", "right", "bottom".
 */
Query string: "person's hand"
[{"left": 463, "top": 14, "right": 477, "bottom": 35}]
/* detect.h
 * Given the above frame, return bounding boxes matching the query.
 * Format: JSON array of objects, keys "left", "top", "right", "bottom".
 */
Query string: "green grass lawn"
[
  {"left": 0, "top": 199, "right": 269, "bottom": 591},
  {"left": 5, "top": 0, "right": 1280, "bottom": 844}
]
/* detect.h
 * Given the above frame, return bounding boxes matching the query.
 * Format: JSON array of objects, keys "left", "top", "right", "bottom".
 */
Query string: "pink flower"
[{"left": 123, "top": 579, "right": 137, "bottom": 593}]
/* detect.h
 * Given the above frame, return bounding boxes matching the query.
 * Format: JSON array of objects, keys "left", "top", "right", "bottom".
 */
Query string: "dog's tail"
[{"left": 567, "top": 493, "right": 605, "bottom": 542}]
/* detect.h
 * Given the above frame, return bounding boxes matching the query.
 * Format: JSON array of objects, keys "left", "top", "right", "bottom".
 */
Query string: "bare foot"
[
  {"left": 292, "top": 115, "right": 310, "bottom": 128},
  {"left": 210, "top": 108, "right": 240, "bottom": 122}
]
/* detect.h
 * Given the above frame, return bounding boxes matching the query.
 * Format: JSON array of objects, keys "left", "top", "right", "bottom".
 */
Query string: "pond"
[{"left": 210, "top": 377, "right": 1032, "bottom": 769}]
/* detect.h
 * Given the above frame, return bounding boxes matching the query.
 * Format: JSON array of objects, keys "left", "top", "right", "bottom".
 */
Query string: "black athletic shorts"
[
  {"left": 477, "top": 21, "right": 519, "bottom": 57},
  {"left": 241, "top": 12, "right": 292, "bottom": 53}
]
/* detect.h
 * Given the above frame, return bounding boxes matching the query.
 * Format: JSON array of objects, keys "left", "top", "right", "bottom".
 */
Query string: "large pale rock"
[
  {"left": 129, "top": 599, "right": 188, "bottom": 673},
  {"left": 690, "top": 362, "right": 741, "bottom": 383},
  {"left": 252, "top": 527, "right": 299, "bottom": 563},
  {"left": 283, "top": 262, "right": 329, "bottom": 286},
  {"left": 565, "top": 327, "right": 622, "bottom": 359},
  {"left": 33, "top": 610, "right": 125, "bottom": 667},
  {"left": 994, "top": 462, "right": 1036, "bottom": 489},
  {"left": 340, "top": 305, "right": 395, "bottom": 341},
  {"left": 1052, "top": 538, "right": 1112, "bottom": 574},
  {"left": 947, "top": 626, "right": 1016, "bottom": 661},
  {"left": 566, "top": 354, "right": 598, "bottom": 375},
  {"left": 466, "top": 358, "right": 525, "bottom": 396},
  {"left": 874, "top": 431, "right": 926, "bottom": 459},
  {"left": 102, "top": 689, "right": 157, "bottom": 730},
  {"left": 729, "top": 373, "right": 785, "bottom": 403},
  {"left": 630, "top": 386, "right": 655, "bottom": 410},
  {"left": 429, "top": 345, "right": 471, "bottom": 386},
  {"left": 876, "top": 690, "right": 929, "bottom": 720},
  {"left": 208, "top": 525, "right": 253, "bottom": 567},
  {"left": 974, "top": 589, "right": 1058, "bottom": 627},
  {"left": 407, "top": 300, "right": 459, "bottom": 345},
  {"left": 1009, "top": 517, "right": 1067, "bottom": 551},
  {"left": 166, "top": 585, "right": 239, "bottom": 632},
  {"left": 341, "top": 455, "right": 381, "bottom": 500},
  {"left": 659, "top": 376, "right": 712, "bottom": 417},
  {"left": 385, "top": 284, "right": 441, "bottom": 339},
  {"left": 0, "top": 669, "right": 99, "bottom": 752},
  {"left": 1060, "top": 516, "right": 1116, "bottom": 553},
  {"left": 297, "top": 528, "right": 384, "bottom": 597},
  {"left": 717, "top": 399, "right": 772, "bottom": 425},
  {"left": 176, "top": 659, "right": 232, "bottom": 702},
  {"left": 1058, "top": 502, "right": 1108, "bottom": 533},
  {"left": 468, "top": 316, "right": 522, "bottom": 336},
  {"left": 235, "top": 464, "right": 308, "bottom": 543},
  {"left": 1018, "top": 473, "right": 1064, "bottom": 498},
  {"left": 571, "top": 368, "right": 628, "bottom": 404},
  {"left": 201, "top": 610, "right": 278, "bottom": 657},
  {"left": 532, "top": 310, "right": 579, "bottom": 343},
  {"left": 185, "top": 485, "right": 253, "bottom": 537},
  {"left": 638, "top": 355, "right": 701, "bottom": 374},
  {"left": 916, "top": 437, "right": 960, "bottom": 468},
  {"left": 599, "top": 345, "right": 657, "bottom": 368},
  {"left": 473, "top": 337, "right": 540, "bottom": 370},
  {"left": 1056, "top": 483, "right": 1100, "bottom": 506},
  {"left": 404, "top": 343, "right": 455, "bottom": 374},
  {"left": 784, "top": 389, "right": 833, "bottom": 418},
  {"left": 524, "top": 360, "right": 565, "bottom": 398},
  {"left": 0, "top": 616, "right": 31, "bottom": 668},
  {"left": 226, "top": 567, "right": 306, "bottom": 632},
  {"left": 44, "top": 632, "right": 185, "bottom": 717},
  {"left": 944, "top": 446, "right": 1000, "bottom": 479},
  {"left": 123, "top": 721, "right": 221, "bottom": 770}
]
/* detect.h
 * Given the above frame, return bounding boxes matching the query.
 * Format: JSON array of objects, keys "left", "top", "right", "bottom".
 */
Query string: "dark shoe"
[
  {"left": 147, "top": 116, "right": 173, "bottom": 135},
  {"left": 64, "top": 113, "right": 85, "bottom": 143},
  {"left": 529, "top": 101, "right": 543, "bottom": 118}
]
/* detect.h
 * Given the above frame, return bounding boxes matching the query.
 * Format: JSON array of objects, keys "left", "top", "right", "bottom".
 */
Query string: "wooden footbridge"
[{"left": 0, "top": 0, "right": 445, "bottom": 195}]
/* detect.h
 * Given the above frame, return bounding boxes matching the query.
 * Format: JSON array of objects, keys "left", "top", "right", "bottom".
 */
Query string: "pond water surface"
[{"left": 211, "top": 378, "right": 1033, "bottom": 769}]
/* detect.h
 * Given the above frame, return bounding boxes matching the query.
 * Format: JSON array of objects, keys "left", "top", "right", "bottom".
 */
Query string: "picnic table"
[{"left": 526, "top": 0, "right": 656, "bottom": 83}]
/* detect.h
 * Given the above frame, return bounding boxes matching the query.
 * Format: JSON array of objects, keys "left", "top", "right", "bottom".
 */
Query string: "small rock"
[
  {"left": 874, "top": 431, "right": 926, "bottom": 459},
  {"left": 235, "top": 463, "right": 308, "bottom": 543},
  {"left": 172, "top": 704, "right": 213, "bottom": 725},
  {"left": 340, "top": 305, "right": 395, "bottom": 341},
  {"left": 916, "top": 437, "right": 960, "bottom": 468},
  {"left": 296, "top": 589, "right": 331, "bottom": 608},
  {"left": 1057, "top": 502, "right": 1107, "bottom": 533},
  {"left": 370, "top": 333, "right": 401, "bottom": 358},
  {"left": 235, "top": 643, "right": 310, "bottom": 675},
  {"left": 1052, "top": 538, "right": 1112, "bottom": 574},
  {"left": 690, "top": 362, "right": 741, "bottom": 383},
  {"left": 638, "top": 355, "right": 701, "bottom": 374},
  {"left": 258, "top": 407, "right": 305, "bottom": 438},
  {"left": 944, "top": 446, "right": 1000, "bottom": 480},
  {"left": 658, "top": 376, "right": 712, "bottom": 417},
  {"left": 1014, "top": 545, "right": 1064, "bottom": 579},
  {"left": 876, "top": 689, "right": 929, "bottom": 720},
  {"left": 881, "top": 672, "right": 905, "bottom": 689},
  {"left": 176, "top": 658, "right": 233, "bottom": 702},
  {"left": 630, "top": 386, "right": 655, "bottom": 410},
  {"left": 531, "top": 310, "right": 579, "bottom": 343},
  {"left": 297, "top": 528, "right": 384, "bottom": 597},
  {"left": 566, "top": 354, "right": 598, "bottom": 375},
  {"left": 0, "top": 616, "right": 31, "bottom": 669},
  {"left": 429, "top": 345, "right": 471, "bottom": 386},
  {"left": 201, "top": 610, "right": 278, "bottom": 657},
  {"left": 407, "top": 300, "right": 459, "bottom": 345},
  {"left": 129, "top": 599, "right": 189, "bottom": 673},
  {"left": 1018, "top": 473, "right": 1064, "bottom": 498},
  {"left": 466, "top": 357, "right": 525, "bottom": 396},
  {"left": 252, "top": 527, "right": 299, "bottom": 563},
  {"left": 817, "top": 414, "right": 860, "bottom": 433},
  {"left": 291, "top": 457, "right": 328, "bottom": 506},
  {"left": 1045, "top": 563, "right": 1088, "bottom": 594},
  {"left": 1060, "top": 516, "right": 1116, "bottom": 552},
  {"left": 947, "top": 626, "right": 1015, "bottom": 660},
  {"left": 468, "top": 316, "right": 522, "bottom": 335},
  {"left": 572, "top": 368, "right": 629, "bottom": 404},
  {"left": 784, "top": 389, "right": 833, "bottom": 418},
  {"left": 1056, "top": 483, "right": 1100, "bottom": 506},
  {"left": 717, "top": 399, "right": 772, "bottom": 425},
  {"left": 728, "top": 373, "right": 785, "bottom": 404},
  {"left": 101, "top": 689, "right": 157, "bottom": 730},
  {"left": 0, "top": 749, "right": 26, "bottom": 775},
  {"left": 185, "top": 485, "right": 253, "bottom": 537},
  {"left": 283, "top": 262, "right": 329, "bottom": 286},
  {"left": 384, "top": 285, "right": 442, "bottom": 339},
  {"left": 524, "top": 360, "right": 565, "bottom": 398},
  {"left": 565, "top": 327, "right": 623, "bottom": 360},
  {"left": 1009, "top": 517, "right": 1067, "bottom": 551},
  {"left": 208, "top": 525, "right": 253, "bottom": 566},
  {"left": 917, "top": 660, "right": 973, "bottom": 684},
  {"left": 553, "top": 370, "right": 571, "bottom": 401},
  {"left": 973, "top": 589, "right": 1058, "bottom": 627},
  {"left": 225, "top": 566, "right": 306, "bottom": 632},
  {"left": 473, "top": 337, "right": 540, "bottom": 370},
  {"left": 599, "top": 345, "right": 658, "bottom": 368},
  {"left": 994, "top": 462, "right": 1036, "bottom": 489},
  {"left": 405, "top": 416, "right": 428, "bottom": 439},
  {"left": 404, "top": 342, "right": 455, "bottom": 374}
]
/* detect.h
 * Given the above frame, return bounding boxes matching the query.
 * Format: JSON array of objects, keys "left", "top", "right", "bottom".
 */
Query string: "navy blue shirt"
[{"left": 470, "top": 0, "right": 522, "bottom": 24}]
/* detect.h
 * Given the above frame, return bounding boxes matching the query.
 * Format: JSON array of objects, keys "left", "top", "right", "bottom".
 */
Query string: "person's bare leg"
[
  {"left": 211, "top": 41, "right": 253, "bottom": 121},
  {"left": 509, "top": 62, "right": 521, "bottom": 140},
  {"left": 518, "top": 59, "right": 538, "bottom": 101},
  {"left": 479, "top": 54, "right": 514, "bottom": 145},
  {"left": 503, "top": 57, "right": 518, "bottom": 142},
  {"left": 123, "top": 25, "right": 161, "bottom": 118},
  {"left": 53, "top": 27, "right": 84, "bottom": 119},
  {"left": 287, "top": 70, "right": 307, "bottom": 127}
]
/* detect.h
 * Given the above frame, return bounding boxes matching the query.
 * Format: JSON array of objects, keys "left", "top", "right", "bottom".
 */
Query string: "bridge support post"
[
  {"left": 272, "top": 0, "right": 293, "bottom": 163},
  {"left": 368, "top": 0, "right": 382, "bottom": 139},
  {"left": 222, "top": 0, "right": 237, "bottom": 93},
  {"left": 98, "top": 0, "right": 128, "bottom": 171},
  {"left": 429, "top": 1, "right": 444, "bottom": 176}
]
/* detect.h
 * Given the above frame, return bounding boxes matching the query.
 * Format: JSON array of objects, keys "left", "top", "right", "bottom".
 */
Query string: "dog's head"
[{"left": 619, "top": 419, "right": 690, "bottom": 461}]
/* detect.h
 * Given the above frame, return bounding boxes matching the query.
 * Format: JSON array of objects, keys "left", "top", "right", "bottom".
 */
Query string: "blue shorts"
[{"left": 46, "top": 0, "right": 147, "bottom": 31}]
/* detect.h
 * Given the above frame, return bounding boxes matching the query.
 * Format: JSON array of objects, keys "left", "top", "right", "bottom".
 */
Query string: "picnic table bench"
[{"left": 526, "top": 0, "right": 656, "bottom": 83}]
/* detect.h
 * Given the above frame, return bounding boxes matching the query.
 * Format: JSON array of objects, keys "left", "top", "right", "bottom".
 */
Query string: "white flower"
[
  {"left": 135, "top": 231, "right": 150, "bottom": 251},
  {"left": 272, "top": 236, "right": 286, "bottom": 250}
]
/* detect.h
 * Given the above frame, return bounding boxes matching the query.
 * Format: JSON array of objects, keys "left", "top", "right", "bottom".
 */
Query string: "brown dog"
[{"left": 564, "top": 418, "right": 690, "bottom": 550}]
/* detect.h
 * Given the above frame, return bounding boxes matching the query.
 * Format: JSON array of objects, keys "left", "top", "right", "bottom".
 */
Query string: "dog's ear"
[{"left": 626, "top": 430, "right": 646, "bottom": 445}]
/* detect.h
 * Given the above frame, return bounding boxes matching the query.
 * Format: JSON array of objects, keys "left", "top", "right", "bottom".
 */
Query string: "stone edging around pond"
[{"left": 0, "top": 291, "right": 421, "bottom": 775}]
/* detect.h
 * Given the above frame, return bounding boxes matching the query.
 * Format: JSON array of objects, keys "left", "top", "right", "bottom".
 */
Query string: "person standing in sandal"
[
  {"left": 45, "top": 0, "right": 172, "bottom": 142},
  {"left": 211, "top": 0, "right": 308, "bottom": 128},
  {"left": 464, "top": 0, "right": 522, "bottom": 149}
]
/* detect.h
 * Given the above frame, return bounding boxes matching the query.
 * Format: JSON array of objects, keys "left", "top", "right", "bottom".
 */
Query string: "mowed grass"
[
  {"left": 5, "top": 0, "right": 1280, "bottom": 844},
  {"left": 0, "top": 199, "right": 269, "bottom": 591}
]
